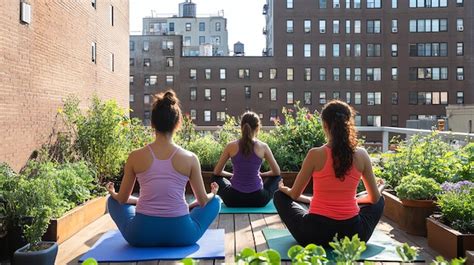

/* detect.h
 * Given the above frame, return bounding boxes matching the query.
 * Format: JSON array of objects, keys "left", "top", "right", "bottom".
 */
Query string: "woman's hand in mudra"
[
  {"left": 106, "top": 182, "right": 116, "bottom": 195},
  {"left": 210, "top": 182, "right": 219, "bottom": 195},
  {"left": 278, "top": 179, "right": 288, "bottom": 191}
]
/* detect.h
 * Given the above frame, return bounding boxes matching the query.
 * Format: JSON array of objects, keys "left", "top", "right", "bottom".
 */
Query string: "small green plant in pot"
[{"left": 395, "top": 173, "right": 441, "bottom": 202}]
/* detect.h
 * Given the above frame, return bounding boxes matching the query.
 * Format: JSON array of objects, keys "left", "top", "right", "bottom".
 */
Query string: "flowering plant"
[{"left": 437, "top": 181, "right": 474, "bottom": 233}]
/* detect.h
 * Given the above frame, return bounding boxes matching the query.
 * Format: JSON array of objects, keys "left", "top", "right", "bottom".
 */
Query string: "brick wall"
[{"left": 0, "top": 0, "right": 129, "bottom": 171}]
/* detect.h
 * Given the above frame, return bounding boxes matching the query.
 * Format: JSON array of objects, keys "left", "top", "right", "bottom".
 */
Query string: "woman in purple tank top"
[
  {"left": 212, "top": 112, "right": 281, "bottom": 207},
  {"left": 105, "top": 90, "right": 221, "bottom": 247}
]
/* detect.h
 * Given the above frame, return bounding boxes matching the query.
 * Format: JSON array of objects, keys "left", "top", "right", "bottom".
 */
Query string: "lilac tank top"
[
  {"left": 135, "top": 145, "right": 189, "bottom": 217},
  {"left": 230, "top": 146, "right": 263, "bottom": 193}
]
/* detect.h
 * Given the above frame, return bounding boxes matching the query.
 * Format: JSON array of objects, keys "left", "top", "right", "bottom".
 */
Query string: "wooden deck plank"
[
  {"left": 249, "top": 214, "right": 269, "bottom": 252},
  {"left": 217, "top": 214, "right": 235, "bottom": 263},
  {"left": 263, "top": 214, "right": 286, "bottom": 229},
  {"left": 234, "top": 214, "right": 255, "bottom": 254},
  {"left": 136, "top": 261, "right": 159, "bottom": 265}
]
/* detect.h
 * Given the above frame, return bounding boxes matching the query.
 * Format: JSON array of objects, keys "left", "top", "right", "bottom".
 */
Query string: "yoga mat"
[
  {"left": 79, "top": 229, "right": 225, "bottom": 262},
  {"left": 262, "top": 228, "right": 424, "bottom": 262},
  {"left": 220, "top": 199, "right": 278, "bottom": 214}
]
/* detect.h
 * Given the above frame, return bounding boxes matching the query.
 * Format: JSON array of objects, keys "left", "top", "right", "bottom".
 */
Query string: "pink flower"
[{"left": 306, "top": 113, "right": 313, "bottom": 120}]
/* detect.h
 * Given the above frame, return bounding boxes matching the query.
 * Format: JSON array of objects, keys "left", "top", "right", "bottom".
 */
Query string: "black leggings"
[
  {"left": 273, "top": 190, "right": 385, "bottom": 247},
  {"left": 211, "top": 175, "right": 281, "bottom": 207}
]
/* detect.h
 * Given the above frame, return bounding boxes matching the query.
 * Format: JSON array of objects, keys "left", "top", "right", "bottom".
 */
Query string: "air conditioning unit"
[
  {"left": 335, "top": 3, "right": 340, "bottom": 8},
  {"left": 392, "top": 28, "right": 398, "bottom": 33},
  {"left": 458, "top": 26, "right": 464, "bottom": 31},
  {"left": 321, "top": 29, "right": 326, "bottom": 33},
  {"left": 458, "top": 76, "right": 464, "bottom": 80}
]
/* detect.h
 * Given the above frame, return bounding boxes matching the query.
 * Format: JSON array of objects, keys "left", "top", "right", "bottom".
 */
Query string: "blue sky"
[{"left": 130, "top": 0, "right": 267, "bottom": 56}]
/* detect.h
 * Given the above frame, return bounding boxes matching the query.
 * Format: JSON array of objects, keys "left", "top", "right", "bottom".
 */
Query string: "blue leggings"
[{"left": 107, "top": 196, "right": 221, "bottom": 247}]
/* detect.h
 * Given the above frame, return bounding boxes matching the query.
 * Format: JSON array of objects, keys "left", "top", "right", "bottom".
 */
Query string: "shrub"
[
  {"left": 437, "top": 181, "right": 474, "bottom": 233},
  {"left": 394, "top": 174, "right": 441, "bottom": 200},
  {"left": 453, "top": 143, "right": 474, "bottom": 182},
  {"left": 186, "top": 134, "right": 222, "bottom": 171}
]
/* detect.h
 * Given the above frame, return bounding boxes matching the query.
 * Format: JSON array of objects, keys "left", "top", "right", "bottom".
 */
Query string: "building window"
[
  {"left": 355, "top": 92, "right": 362, "bottom": 104},
  {"left": 220, "top": 68, "right": 226, "bottom": 79},
  {"left": 287, "top": 0, "right": 293, "bottom": 8},
  {"left": 319, "top": 92, "right": 327, "bottom": 104},
  {"left": 199, "top": 22, "right": 205, "bottom": 31},
  {"left": 346, "top": 0, "right": 351, "bottom": 8},
  {"left": 345, "top": 68, "right": 351, "bottom": 81},
  {"left": 144, "top": 94, "right": 150, "bottom": 105},
  {"left": 367, "top": 44, "right": 382, "bottom": 57},
  {"left": 409, "top": 42, "right": 448, "bottom": 57},
  {"left": 166, "top": 57, "right": 174, "bottom": 67},
  {"left": 354, "top": 68, "right": 361, "bottom": 81},
  {"left": 216, "top": 112, "right": 226, "bottom": 122},
  {"left": 185, "top": 23, "right": 191, "bottom": 31},
  {"left": 258, "top": 92, "right": 263, "bottom": 99},
  {"left": 204, "top": 88, "right": 211, "bottom": 101},
  {"left": 258, "top": 71, "right": 263, "bottom": 79},
  {"left": 367, "top": 20, "right": 381, "bottom": 34},
  {"left": 392, "top": 0, "right": 398, "bottom": 8},
  {"left": 245, "top": 86, "right": 251, "bottom": 99},
  {"left": 270, "top": 68, "right": 277, "bottom": 79},
  {"left": 409, "top": 67, "right": 448, "bottom": 80},
  {"left": 333, "top": 68, "right": 340, "bottom": 81},
  {"left": 319, "top": 20, "right": 326, "bottom": 33},
  {"left": 304, "top": 20, "right": 311, "bottom": 33},
  {"left": 409, "top": 19, "right": 448, "bottom": 32},
  {"left": 190, "top": 109, "right": 197, "bottom": 120},
  {"left": 162, "top": 40, "right": 174, "bottom": 50},
  {"left": 287, "top": 44, "right": 294, "bottom": 57},
  {"left": 456, "top": 91, "right": 464, "bottom": 104},
  {"left": 143, "top": 58, "right": 151, "bottom": 67},
  {"left": 392, "top": 92, "right": 399, "bottom": 105},
  {"left": 367, "top": 0, "right": 381, "bottom": 8},
  {"left": 367, "top": 92, "right": 382, "bottom": 105},
  {"left": 410, "top": 0, "right": 448, "bottom": 7},
  {"left": 355, "top": 115, "right": 362, "bottom": 126},
  {"left": 319, "top": 68, "right": 327, "bottom": 81},
  {"left": 367, "top": 68, "right": 382, "bottom": 81},
  {"left": 354, "top": 0, "right": 361, "bottom": 8},
  {"left": 144, "top": 111, "right": 151, "bottom": 125},
  {"left": 345, "top": 20, "right": 351, "bottom": 34},
  {"left": 287, "top": 20, "right": 294, "bottom": 33},
  {"left": 367, "top": 115, "right": 382, "bottom": 127},
  {"left": 169, "top": 22, "right": 175, "bottom": 32},
  {"left": 239, "top": 68, "right": 250, "bottom": 79},
  {"left": 270, "top": 88, "right": 277, "bottom": 101},
  {"left": 130, "top": 41, "right": 135, "bottom": 51},
  {"left": 143, "top": 41, "right": 149, "bottom": 51},
  {"left": 110, "top": 5, "right": 114, "bottom": 26},
  {"left": 409, "top": 91, "right": 418, "bottom": 105},
  {"left": 319, "top": 0, "right": 327, "bottom": 8},
  {"left": 270, "top": 109, "right": 278, "bottom": 122},
  {"left": 189, "top": 69, "right": 197, "bottom": 79},
  {"left": 457, "top": 67, "right": 464, "bottom": 80},
  {"left": 333, "top": 20, "right": 340, "bottom": 34},
  {"left": 129, "top": 94, "right": 134, "bottom": 103},
  {"left": 354, "top": 20, "right": 361, "bottom": 33},
  {"left": 145, "top": 75, "right": 157, "bottom": 86},
  {"left": 220, "top": 88, "right": 227, "bottom": 101},
  {"left": 457, "top": 0, "right": 464, "bottom": 7},
  {"left": 199, "top": 36, "right": 205, "bottom": 45},
  {"left": 319, "top": 44, "right": 326, "bottom": 57},
  {"left": 345, "top": 92, "right": 351, "bottom": 104},
  {"left": 166, "top": 75, "right": 174, "bottom": 84},
  {"left": 304, "top": 92, "right": 312, "bottom": 105},
  {"left": 287, "top": 68, "right": 294, "bottom": 81},
  {"left": 333, "top": 92, "right": 341, "bottom": 100},
  {"left": 333, "top": 44, "right": 340, "bottom": 57},
  {"left": 204, "top": 110, "right": 211, "bottom": 122},
  {"left": 287, "top": 92, "right": 294, "bottom": 104},
  {"left": 304, "top": 67, "right": 312, "bottom": 81},
  {"left": 391, "top": 44, "right": 398, "bottom": 57},
  {"left": 130, "top": 58, "right": 134, "bottom": 66},
  {"left": 345, "top": 43, "right": 351, "bottom": 56},
  {"left": 333, "top": 0, "right": 340, "bottom": 8},
  {"left": 129, "top": 76, "right": 134, "bottom": 85},
  {"left": 457, "top": 42, "right": 464, "bottom": 56},
  {"left": 391, "top": 19, "right": 398, "bottom": 33},
  {"left": 190, "top": 87, "right": 197, "bottom": 101},
  {"left": 391, "top": 67, "right": 398, "bottom": 80},
  {"left": 215, "top": 22, "right": 221, "bottom": 31},
  {"left": 304, "top": 44, "right": 311, "bottom": 57},
  {"left": 354, "top": 44, "right": 361, "bottom": 57},
  {"left": 391, "top": 115, "right": 398, "bottom": 127},
  {"left": 457, "top": 19, "right": 464, "bottom": 31},
  {"left": 91, "top": 42, "right": 96, "bottom": 63}
]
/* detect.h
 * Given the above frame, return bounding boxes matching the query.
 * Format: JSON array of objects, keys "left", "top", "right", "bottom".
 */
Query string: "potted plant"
[
  {"left": 389, "top": 174, "right": 441, "bottom": 236},
  {"left": 427, "top": 181, "right": 474, "bottom": 259}
]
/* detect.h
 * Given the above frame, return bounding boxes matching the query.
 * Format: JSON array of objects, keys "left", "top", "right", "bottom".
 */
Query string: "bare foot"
[{"left": 210, "top": 182, "right": 219, "bottom": 195}]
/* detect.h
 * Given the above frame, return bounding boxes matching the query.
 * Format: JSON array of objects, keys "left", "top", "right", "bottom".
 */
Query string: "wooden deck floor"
[{"left": 57, "top": 213, "right": 440, "bottom": 265}]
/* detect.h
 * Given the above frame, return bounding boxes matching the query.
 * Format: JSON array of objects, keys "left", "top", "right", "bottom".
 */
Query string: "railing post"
[{"left": 382, "top": 129, "right": 389, "bottom": 153}]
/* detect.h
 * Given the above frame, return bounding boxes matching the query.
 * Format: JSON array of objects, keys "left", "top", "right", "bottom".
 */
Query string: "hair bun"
[{"left": 163, "top": 91, "right": 177, "bottom": 106}]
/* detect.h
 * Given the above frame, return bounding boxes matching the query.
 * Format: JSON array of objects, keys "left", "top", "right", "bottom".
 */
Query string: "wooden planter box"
[
  {"left": 427, "top": 216, "right": 474, "bottom": 259},
  {"left": 382, "top": 191, "right": 437, "bottom": 236},
  {"left": 43, "top": 196, "right": 107, "bottom": 244}
]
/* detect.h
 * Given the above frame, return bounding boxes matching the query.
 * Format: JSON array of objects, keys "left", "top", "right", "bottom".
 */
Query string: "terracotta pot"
[
  {"left": 43, "top": 196, "right": 107, "bottom": 244},
  {"left": 382, "top": 191, "right": 437, "bottom": 236},
  {"left": 427, "top": 216, "right": 474, "bottom": 259}
]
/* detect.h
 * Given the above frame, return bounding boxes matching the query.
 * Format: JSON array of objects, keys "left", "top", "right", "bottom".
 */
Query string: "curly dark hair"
[
  {"left": 321, "top": 100, "right": 358, "bottom": 180},
  {"left": 151, "top": 90, "right": 182, "bottom": 133}
]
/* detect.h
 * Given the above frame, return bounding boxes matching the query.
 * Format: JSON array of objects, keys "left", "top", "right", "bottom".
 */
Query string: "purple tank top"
[
  {"left": 135, "top": 145, "right": 189, "bottom": 217},
  {"left": 230, "top": 145, "right": 263, "bottom": 193}
]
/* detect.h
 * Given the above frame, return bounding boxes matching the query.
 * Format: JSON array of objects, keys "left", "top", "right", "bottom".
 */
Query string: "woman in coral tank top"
[{"left": 274, "top": 100, "right": 385, "bottom": 247}]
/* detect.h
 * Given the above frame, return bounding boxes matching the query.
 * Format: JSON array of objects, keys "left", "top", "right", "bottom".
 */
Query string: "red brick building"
[{"left": 0, "top": 0, "right": 129, "bottom": 171}]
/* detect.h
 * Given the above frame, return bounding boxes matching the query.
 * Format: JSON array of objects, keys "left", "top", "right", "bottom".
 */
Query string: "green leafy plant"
[
  {"left": 288, "top": 243, "right": 328, "bottom": 264},
  {"left": 453, "top": 143, "right": 474, "bottom": 182},
  {"left": 394, "top": 174, "right": 442, "bottom": 200},
  {"left": 180, "top": 257, "right": 199, "bottom": 265},
  {"left": 437, "top": 181, "right": 474, "bottom": 233},
  {"left": 235, "top": 247, "right": 281, "bottom": 265},
  {"left": 185, "top": 134, "right": 223, "bottom": 171},
  {"left": 328, "top": 234, "right": 366, "bottom": 264},
  {"left": 430, "top": 256, "right": 466, "bottom": 265},
  {"left": 81, "top": 258, "right": 99, "bottom": 265},
  {"left": 396, "top": 243, "right": 419, "bottom": 263}
]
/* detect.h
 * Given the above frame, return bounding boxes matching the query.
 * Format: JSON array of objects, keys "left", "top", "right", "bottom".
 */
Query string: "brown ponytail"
[
  {"left": 321, "top": 100, "right": 358, "bottom": 180},
  {"left": 239, "top": 112, "right": 261, "bottom": 156},
  {"left": 151, "top": 90, "right": 182, "bottom": 133}
]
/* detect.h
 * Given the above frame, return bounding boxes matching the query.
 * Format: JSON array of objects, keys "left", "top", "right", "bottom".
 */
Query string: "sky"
[{"left": 130, "top": 0, "right": 267, "bottom": 56}]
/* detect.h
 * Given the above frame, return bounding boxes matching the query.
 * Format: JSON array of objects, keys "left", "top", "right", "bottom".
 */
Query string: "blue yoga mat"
[
  {"left": 220, "top": 199, "right": 278, "bottom": 214},
  {"left": 79, "top": 229, "right": 225, "bottom": 262},
  {"left": 262, "top": 228, "right": 424, "bottom": 262}
]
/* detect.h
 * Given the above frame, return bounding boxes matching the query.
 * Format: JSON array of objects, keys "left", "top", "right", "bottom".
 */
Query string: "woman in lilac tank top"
[
  {"left": 105, "top": 90, "right": 221, "bottom": 247},
  {"left": 212, "top": 112, "right": 281, "bottom": 207}
]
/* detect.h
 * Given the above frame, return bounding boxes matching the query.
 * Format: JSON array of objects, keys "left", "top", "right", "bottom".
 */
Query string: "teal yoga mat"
[
  {"left": 262, "top": 228, "right": 424, "bottom": 262},
  {"left": 220, "top": 199, "right": 277, "bottom": 214}
]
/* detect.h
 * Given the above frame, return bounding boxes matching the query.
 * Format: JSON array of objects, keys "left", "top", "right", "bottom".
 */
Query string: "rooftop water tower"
[
  {"left": 179, "top": 0, "right": 196, "bottom": 18},
  {"left": 234, "top": 41, "right": 245, "bottom": 56}
]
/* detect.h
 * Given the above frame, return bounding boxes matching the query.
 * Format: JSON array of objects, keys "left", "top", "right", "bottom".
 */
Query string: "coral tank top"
[{"left": 309, "top": 146, "right": 361, "bottom": 220}]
